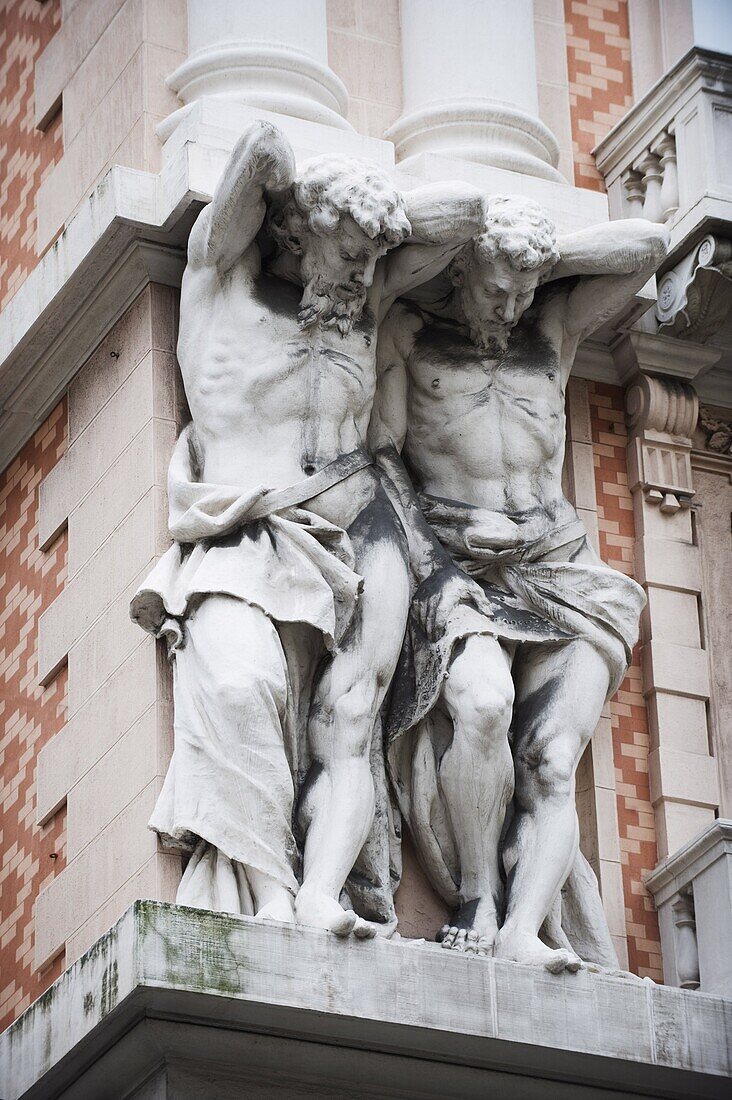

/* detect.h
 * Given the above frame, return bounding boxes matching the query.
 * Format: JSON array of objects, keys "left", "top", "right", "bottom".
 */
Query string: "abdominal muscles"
[{"left": 405, "top": 379, "right": 567, "bottom": 518}]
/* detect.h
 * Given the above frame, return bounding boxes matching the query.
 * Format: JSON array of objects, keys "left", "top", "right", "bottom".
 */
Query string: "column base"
[{"left": 387, "top": 98, "right": 564, "bottom": 182}]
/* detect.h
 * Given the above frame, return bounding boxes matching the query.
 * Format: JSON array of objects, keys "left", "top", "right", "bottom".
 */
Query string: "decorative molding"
[
  {"left": 698, "top": 405, "right": 732, "bottom": 455},
  {"left": 161, "top": 43, "right": 352, "bottom": 142},
  {"left": 625, "top": 371, "right": 698, "bottom": 511},
  {"left": 386, "top": 98, "right": 563, "bottom": 181},
  {"left": 657, "top": 235, "right": 732, "bottom": 342},
  {"left": 613, "top": 330, "right": 721, "bottom": 384},
  {"left": 646, "top": 819, "right": 732, "bottom": 907}
]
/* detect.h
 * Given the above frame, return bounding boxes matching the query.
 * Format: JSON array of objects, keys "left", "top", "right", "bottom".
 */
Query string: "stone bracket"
[{"left": 657, "top": 235, "right": 732, "bottom": 342}]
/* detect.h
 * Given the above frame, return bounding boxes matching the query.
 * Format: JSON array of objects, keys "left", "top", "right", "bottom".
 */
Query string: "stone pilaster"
[
  {"left": 33, "top": 285, "right": 185, "bottom": 968},
  {"left": 565, "top": 378, "right": 629, "bottom": 968},
  {"left": 620, "top": 338, "right": 721, "bottom": 862}
]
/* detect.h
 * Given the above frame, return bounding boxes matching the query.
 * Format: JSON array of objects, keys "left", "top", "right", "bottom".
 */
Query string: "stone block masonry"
[
  {"left": 0, "top": 401, "right": 67, "bottom": 1031},
  {"left": 32, "top": 285, "right": 184, "bottom": 974}
]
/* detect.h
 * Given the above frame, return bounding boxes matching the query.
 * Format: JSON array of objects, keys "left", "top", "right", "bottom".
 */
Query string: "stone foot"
[
  {"left": 495, "top": 929, "right": 582, "bottom": 973},
  {"left": 437, "top": 897, "right": 497, "bottom": 956},
  {"left": 295, "top": 887, "right": 357, "bottom": 936},
  {"left": 255, "top": 891, "right": 296, "bottom": 924}
]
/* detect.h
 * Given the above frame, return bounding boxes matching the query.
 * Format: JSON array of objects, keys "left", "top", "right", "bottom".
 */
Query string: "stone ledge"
[{"left": 0, "top": 902, "right": 729, "bottom": 1099}]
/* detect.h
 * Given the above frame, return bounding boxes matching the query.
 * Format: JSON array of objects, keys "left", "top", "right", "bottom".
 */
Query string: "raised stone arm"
[
  {"left": 549, "top": 218, "right": 670, "bottom": 347},
  {"left": 188, "top": 121, "right": 296, "bottom": 273},
  {"left": 379, "top": 182, "right": 486, "bottom": 319}
]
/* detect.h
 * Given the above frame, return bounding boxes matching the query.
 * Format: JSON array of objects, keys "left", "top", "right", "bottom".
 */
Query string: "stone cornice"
[
  {"left": 0, "top": 166, "right": 193, "bottom": 473},
  {"left": 594, "top": 48, "right": 732, "bottom": 182},
  {"left": 646, "top": 820, "right": 732, "bottom": 907}
]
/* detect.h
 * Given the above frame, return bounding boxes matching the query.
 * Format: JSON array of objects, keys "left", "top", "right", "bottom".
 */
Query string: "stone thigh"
[{"left": 510, "top": 638, "right": 612, "bottom": 808}]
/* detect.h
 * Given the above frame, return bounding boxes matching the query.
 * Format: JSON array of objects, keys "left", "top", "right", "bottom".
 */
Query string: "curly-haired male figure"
[
  {"left": 372, "top": 197, "right": 668, "bottom": 969},
  {"left": 131, "top": 122, "right": 488, "bottom": 936}
]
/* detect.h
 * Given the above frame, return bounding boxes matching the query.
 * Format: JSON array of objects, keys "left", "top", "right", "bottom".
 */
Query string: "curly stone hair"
[
  {"left": 449, "top": 195, "right": 559, "bottom": 283},
  {"left": 268, "top": 155, "right": 411, "bottom": 253}
]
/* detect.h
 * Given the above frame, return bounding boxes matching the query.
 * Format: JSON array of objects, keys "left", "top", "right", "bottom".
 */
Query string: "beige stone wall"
[
  {"left": 33, "top": 284, "right": 184, "bottom": 967},
  {"left": 34, "top": 0, "right": 186, "bottom": 253},
  {"left": 326, "top": 0, "right": 403, "bottom": 139},
  {"left": 694, "top": 463, "right": 732, "bottom": 820}
]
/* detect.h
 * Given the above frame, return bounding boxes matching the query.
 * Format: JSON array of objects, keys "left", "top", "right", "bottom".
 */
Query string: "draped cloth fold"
[
  {"left": 386, "top": 495, "right": 644, "bottom": 745},
  {"left": 385, "top": 494, "right": 645, "bottom": 930},
  {"left": 130, "top": 424, "right": 367, "bottom": 900},
  {"left": 131, "top": 425, "right": 367, "bottom": 651}
]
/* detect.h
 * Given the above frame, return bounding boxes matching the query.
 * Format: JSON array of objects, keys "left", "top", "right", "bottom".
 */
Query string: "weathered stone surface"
[{"left": 0, "top": 903, "right": 729, "bottom": 1099}]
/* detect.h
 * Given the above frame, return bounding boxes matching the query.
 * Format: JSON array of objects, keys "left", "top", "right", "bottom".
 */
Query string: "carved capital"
[
  {"left": 657, "top": 235, "right": 732, "bottom": 342},
  {"left": 625, "top": 373, "right": 697, "bottom": 511},
  {"left": 626, "top": 373, "right": 698, "bottom": 438}
]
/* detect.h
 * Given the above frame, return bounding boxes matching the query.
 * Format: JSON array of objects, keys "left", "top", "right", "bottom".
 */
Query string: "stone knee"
[
  {"left": 444, "top": 641, "right": 514, "bottom": 751},
  {"left": 308, "top": 672, "right": 377, "bottom": 766},
  {"left": 514, "top": 732, "right": 583, "bottom": 805},
  {"left": 329, "top": 680, "right": 378, "bottom": 760}
]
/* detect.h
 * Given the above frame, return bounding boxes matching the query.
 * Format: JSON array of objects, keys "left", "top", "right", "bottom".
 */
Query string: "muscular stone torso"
[
  {"left": 178, "top": 247, "right": 381, "bottom": 525},
  {"left": 403, "top": 296, "right": 578, "bottom": 540}
]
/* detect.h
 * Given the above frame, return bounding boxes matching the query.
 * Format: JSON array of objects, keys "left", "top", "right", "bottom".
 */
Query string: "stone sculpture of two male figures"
[{"left": 131, "top": 121, "right": 669, "bottom": 973}]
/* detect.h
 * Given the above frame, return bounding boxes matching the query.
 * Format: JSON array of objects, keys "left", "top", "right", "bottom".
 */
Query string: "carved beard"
[
  {"left": 298, "top": 276, "right": 368, "bottom": 336},
  {"left": 460, "top": 289, "right": 512, "bottom": 357}
]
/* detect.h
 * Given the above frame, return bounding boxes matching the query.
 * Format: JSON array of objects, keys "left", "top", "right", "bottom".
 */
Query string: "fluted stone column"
[
  {"left": 161, "top": 0, "right": 352, "bottom": 140},
  {"left": 387, "top": 0, "right": 562, "bottom": 180}
]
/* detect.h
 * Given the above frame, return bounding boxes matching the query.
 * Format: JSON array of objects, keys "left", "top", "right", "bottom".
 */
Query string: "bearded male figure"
[
  {"left": 131, "top": 121, "right": 488, "bottom": 936},
  {"left": 372, "top": 197, "right": 668, "bottom": 969}
]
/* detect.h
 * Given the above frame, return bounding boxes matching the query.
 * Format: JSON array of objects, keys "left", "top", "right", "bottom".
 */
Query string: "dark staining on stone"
[
  {"left": 347, "top": 486, "right": 408, "bottom": 558},
  {"left": 83, "top": 992, "right": 94, "bottom": 1016},
  {"left": 252, "top": 271, "right": 301, "bottom": 318},
  {"left": 510, "top": 673, "right": 563, "bottom": 749},
  {"left": 414, "top": 318, "right": 471, "bottom": 372},
  {"left": 500, "top": 316, "right": 559, "bottom": 379},
  {"left": 568, "top": 536, "right": 587, "bottom": 562}
]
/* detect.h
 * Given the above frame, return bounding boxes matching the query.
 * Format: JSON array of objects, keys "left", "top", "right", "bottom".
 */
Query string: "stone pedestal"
[{"left": 1, "top": 903, "right": 730, "bottom": 1099}]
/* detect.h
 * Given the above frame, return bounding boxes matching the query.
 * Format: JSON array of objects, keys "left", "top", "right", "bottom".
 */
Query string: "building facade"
[{"left": 1, "top": 1, "right": 731, "bottom": 1096}]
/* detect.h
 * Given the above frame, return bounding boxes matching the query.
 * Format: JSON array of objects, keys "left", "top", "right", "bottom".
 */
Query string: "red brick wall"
[
  {"left": 589, "top": 381, "right": 663, "bottom": 981},
  {"left": 0, "top": 0, "right": 63, "bottom": 311},
  {"left": 564, "top": 0, "right": 633, "bottom": 191},
  {"left": 0, "top": 400, "right": 68, "bottom": 1030}
]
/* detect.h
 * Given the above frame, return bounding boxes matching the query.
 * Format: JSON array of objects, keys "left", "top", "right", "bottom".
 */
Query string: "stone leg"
[
  {"left": 437, "top": 634, "right": 515, "bottom": 954},
  {"left": 296, "top": 489, "right": 410, "bottom": 937},
  {"left": 496, "top": 638, "right": 613, "bottom": 973}
]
